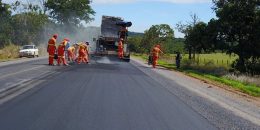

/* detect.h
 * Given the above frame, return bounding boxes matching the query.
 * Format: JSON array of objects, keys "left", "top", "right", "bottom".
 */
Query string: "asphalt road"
[
  {"left": 0, "top": 57, "right": 64, "bottom": 94},
  {"left": 0, "top": 56, "right": 257, "bottom": 130}
]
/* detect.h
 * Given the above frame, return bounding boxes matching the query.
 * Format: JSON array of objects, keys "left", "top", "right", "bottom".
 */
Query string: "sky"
[{"left": 2, "top": 0, "right": 216, "bottom": 37}]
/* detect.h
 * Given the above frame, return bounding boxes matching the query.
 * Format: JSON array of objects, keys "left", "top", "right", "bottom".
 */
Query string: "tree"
[
  {"left": 10, "top": 0, "right": 49, "bottom": 45},
  {"left": 213, "top": 0, "right": 260, "bottom": 74},
  {"left": 45, "top": 0, "right": 95, "bottom": 26},
  {"left": 11, "top": 12, "right": 48, "bottom": 45},
  {"left": 204, "top": 19, "right": 223, "bottom": 51},
  {"left": 176, "top": 13, "right": 200, "bottom": 59},
  {"left": 0, "top": 0, "right": 12, "bottom": 47},
  {"left": 185, "top": 22, "right": 209, "bottom": 59},
  {"left": 128, "top": 36, "right": 144, "bottom": 53},
  {"left": 141, "top": 24, "right": 174, "bottom": 53}
]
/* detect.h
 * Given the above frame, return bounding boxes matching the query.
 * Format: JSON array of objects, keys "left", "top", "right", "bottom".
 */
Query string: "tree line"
[
  {"left": 128, "top": 24, "right": 185, "bottom": 54},
  {"left": 0, "top": 0, "right": 95, "bottom": 47},
  {"left": 129, "top": 0, "right": 260, "bottom": 75}
]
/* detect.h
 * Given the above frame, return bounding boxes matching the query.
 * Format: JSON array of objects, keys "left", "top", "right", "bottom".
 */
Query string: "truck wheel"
[{"left": 125, "top": 59, "right": 130, "bottom": 62}]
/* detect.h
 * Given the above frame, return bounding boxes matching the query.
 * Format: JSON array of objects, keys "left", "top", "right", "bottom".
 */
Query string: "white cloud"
[{"left": 92, "top": 0, "right": 211, "bottom": 4}]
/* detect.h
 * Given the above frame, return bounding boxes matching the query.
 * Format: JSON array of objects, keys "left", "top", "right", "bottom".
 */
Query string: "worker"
[
  {"left": 47, "top": 34, "right": 58, "bottom": 66},
  {"left": 85, "top": 42, "right": 90, "bottom": 63},
  {"left": 57, "top": 38, "right": 69, "bottom": 66},
  {"left": 118, "top": 38, "right": 124, "bottom": 59},
  {"left": 77, "top": 42, "right": 88, "bottom": 64},
  {"left": 176, "top": 52, "right": 182, "bottom": 69},
  {"left": 152, "top": 44, "right": 163, "bottom": 68},
  {"left": 67, "top": 44, "right": 76, "bottom": 63}
]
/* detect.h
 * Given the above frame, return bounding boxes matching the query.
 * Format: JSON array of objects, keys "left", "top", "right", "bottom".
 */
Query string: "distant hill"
[{"left": 128, "top": 31, "right": 144, "bottom": 37}]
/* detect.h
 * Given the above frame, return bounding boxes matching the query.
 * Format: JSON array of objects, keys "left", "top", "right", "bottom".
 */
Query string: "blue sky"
[
  {"left": 2, "top": 0, "right": 216, "bottom": 37},
  {"left": 89, "top": 0, "right": 216, "bottom": 37}
]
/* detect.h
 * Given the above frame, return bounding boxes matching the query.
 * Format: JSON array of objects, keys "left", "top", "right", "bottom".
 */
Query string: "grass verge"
[
  {"left": 0, "top": 44, "right": 20, "bottom": 61},
  {"left": 132, "top": 54, "right": 260, "bottom": 97}
]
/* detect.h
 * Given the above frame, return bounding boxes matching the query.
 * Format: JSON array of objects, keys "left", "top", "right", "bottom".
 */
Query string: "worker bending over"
[
  {"left": 118, "top": 38, "right": 124, "bottom": 59},
  {"left": 57, "top": 38, "right": 69, "bottom": 66},
  {"left": 152, "top": 44, "right": 163, "bottom": 68},
  {"left": 47, "top": 34, "right": 58, "bottom": 66},
  {"left": 67, "top": 44, "right": 76, "bottom": 62},
  {"left": 77, "top": 42, "right": 89, "bottom": 64}
]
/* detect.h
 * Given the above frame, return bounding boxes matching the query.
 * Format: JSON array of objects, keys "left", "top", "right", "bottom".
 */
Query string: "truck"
[{"left": 96, "top": 15, "right": 132, "bottom": 62}]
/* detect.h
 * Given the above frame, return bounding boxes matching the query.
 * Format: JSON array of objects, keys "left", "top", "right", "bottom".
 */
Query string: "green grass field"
[
  {"left": 183, "top": 53, "right": 237, "bottom": 67},
  {"left": 160, "top": 53, "right": 237, "bottom": 68}
]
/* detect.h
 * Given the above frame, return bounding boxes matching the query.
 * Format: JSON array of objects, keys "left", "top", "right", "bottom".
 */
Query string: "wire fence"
[{"left": 160, "top": 55, "right": 233, "bottom": 68}]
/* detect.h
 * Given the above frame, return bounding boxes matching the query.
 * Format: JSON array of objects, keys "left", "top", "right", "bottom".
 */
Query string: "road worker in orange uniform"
[
  {"left": 67, "top": 44, "right": 76, "bottom": 62},
  {"left": 118, "top": 38, "right": 124, "bottom": 59},
  {"left": 47, "top": 34, "right": 58, "bottom": 65},
  {"left": 152, "top": 44, "right": 163, "bottom": 68},
  {"left": 57, "top": 38, "right": 69, "bottom": 66},
  {"left": 77, "top": 42, "right": 88, "bottom": 64}
]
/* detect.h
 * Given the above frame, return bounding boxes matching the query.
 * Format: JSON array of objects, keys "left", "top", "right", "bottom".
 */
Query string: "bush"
[
  {"left": 0, "top": 44, "right": 20, "bottom": 60},
  {"left": 182, "top": 59, "right": 228, "bottom": 76},
  {"left": 232, "top": 58, "right": 260, "bottom": 75}
]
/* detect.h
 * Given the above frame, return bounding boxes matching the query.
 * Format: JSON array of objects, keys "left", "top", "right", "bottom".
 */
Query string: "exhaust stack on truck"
[{"left": 96, "top": 15, "right": 132, "bottom": 62}]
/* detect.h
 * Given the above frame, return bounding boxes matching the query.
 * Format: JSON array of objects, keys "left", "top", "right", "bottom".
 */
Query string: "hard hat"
[
  {"left": 53, "top": 34, "right": 58, "bottom": 38},
  {"left": 64, "top": 38, "right": 70, "bottom": 42},
  {"left": 120, "top": 38, "right": 124, "bottom": 41}
]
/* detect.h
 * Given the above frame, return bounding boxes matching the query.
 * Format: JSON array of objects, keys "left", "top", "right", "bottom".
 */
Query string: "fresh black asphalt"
[{"left": 0, "top": 56, "right": 218, "bottom": 130}]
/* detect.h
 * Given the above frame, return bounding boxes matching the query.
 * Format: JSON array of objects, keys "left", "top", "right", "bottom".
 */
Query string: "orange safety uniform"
[
  {"left": 77, "top": 43, "right": 88, "bottom": 64},
  {"left": 67, "top": 46, "right": 76, "bottom": 62},
  {"left": 47, "top": 36, "right": 57, "bottom": 65},
  {"left": 57, "top": 40, "right": 68, "bottom": 66},
  {"left": 152, "top": 45, "right": 163, "bottom": 68},
  {"left": 118, "top": 40, "right": 124, "bottom": 59}
]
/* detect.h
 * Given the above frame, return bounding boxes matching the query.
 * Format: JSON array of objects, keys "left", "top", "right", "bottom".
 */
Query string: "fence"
[{"left": 160, "top": 55, "right": 233, "bottom": 68}]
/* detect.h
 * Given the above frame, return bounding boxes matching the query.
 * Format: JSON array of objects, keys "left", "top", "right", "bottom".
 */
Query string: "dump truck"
[{"left": 96, "top": 15, "right": 132, "bottom": 62}]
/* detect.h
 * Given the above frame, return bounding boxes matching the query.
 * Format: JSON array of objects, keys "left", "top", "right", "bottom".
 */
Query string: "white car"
[{"left": 19, "top": 45, "right": 39, "bottom": 58}]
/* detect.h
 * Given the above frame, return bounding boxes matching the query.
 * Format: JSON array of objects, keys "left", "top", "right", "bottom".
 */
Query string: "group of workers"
[
  {"left": 47, "top": 34, "right": 173, "bottom": 69},
  {"left": 47, "top": 34, "right": 90, "bottom": 66}
]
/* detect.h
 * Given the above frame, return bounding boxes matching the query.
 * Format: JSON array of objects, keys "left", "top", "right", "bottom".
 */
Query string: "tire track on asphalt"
[{"left": 0, "top": 66, "right": 45, "bottom": 79}]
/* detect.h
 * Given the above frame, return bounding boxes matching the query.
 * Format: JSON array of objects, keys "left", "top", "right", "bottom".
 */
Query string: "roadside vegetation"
[
  {"left": 0, "top": 44, "right": 20, "bottom": 61},
  {"left": 0, "top": 0, "right": 95, "bottom": 61},
  {"left": 133, "top": 53, "right": 260, "bottom": 97},
  {"left": 128, "top": 1, "right": 260, "bottom": 97}
]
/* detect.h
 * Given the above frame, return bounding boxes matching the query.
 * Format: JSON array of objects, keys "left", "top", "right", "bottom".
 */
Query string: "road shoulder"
[
  {"left": 0, "top": 56, "right": 47, "bottom": 67},
  {"left": 131, "top": 57, "right": 260, "bottom": 129}
]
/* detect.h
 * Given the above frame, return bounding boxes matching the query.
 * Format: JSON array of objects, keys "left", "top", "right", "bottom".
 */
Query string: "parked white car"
[{"left": 19, "top": 45, "right": 39, "bottom": 58}]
